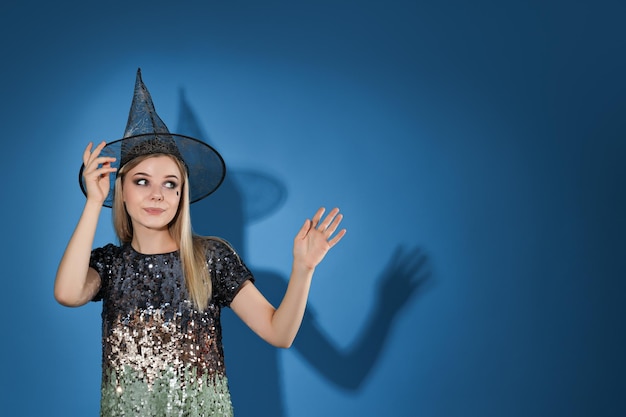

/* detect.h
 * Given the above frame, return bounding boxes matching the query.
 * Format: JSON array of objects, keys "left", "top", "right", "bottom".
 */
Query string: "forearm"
[
  {"left": 54, "top": 200, "right": 102, "bottom": 306},
  {"left": 234, "top": 208, "right": 345, "bottom": 347},
  {"left": 269, "top": 262, "right": 315, "bottom": 348}
]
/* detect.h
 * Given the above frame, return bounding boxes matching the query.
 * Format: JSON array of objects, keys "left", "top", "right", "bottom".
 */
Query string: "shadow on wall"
[{"left": 178, "top": 90, "right": 434, "bottom": 417}]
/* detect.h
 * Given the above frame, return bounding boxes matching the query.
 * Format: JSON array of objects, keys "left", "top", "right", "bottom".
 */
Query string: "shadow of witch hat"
[
  {"left": 79, "top": 68, "right": 226, "bottom": 207},
  {"left": 177, "top": 88, "right": 287, "bottom": 223}
]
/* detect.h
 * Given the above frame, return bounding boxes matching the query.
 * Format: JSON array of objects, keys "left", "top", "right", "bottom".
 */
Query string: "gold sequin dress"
[{"left": 89, "top": 238, "right": 253, "bottom": 417}]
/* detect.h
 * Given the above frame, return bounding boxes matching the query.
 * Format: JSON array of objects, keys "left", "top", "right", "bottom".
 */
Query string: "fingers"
[
  {"left": 315, "top": 207, "right": 341, "bottom": 232},
  {"left": 82, "top": 142, "right": 94, "bottom": 166},
  {"left": 310, "top": 207, "right": 326, "bottom": 228},
  {"left": 83, "top": 141, "right": 105, "bottom": 166},
  {"left": 295, "top": 218, "right": 312, "bottom": 240},
  {"left": 327, "top": 227, "right": 347, "bottom": 248},
  {"left": 81, "top": 141, "right": 117, "bottom": 203},
  {"left": 84, "top": 141, "right": 113, "bottom": 165},
  {"left": 324, "top": 210, "right": 343, "bottom": 235},
  {"left": 83, "top": 141, "right": 116, "bottom": 178},
  {"left": 313, "top": 207, "right": 347, "bottom": 247}
]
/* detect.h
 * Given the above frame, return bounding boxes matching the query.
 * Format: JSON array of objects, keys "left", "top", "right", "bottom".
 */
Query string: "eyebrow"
[{"left": 132, "top": 172, "right": 180, "bottom": 180}]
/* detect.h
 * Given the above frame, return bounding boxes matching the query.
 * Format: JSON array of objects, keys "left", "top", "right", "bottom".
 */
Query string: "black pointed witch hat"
[{"left": 79, "top": 68, "right": 226, "bottom": 207}]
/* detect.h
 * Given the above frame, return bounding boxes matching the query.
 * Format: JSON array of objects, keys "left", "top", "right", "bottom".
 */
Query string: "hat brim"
[{"left": 79, "top": 133, "right": 226, "bottom": 208}]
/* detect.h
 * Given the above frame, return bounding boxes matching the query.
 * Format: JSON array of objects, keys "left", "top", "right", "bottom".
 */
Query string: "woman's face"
[{"left": 122, "top": 155, "right": 183, "bottom": 234}]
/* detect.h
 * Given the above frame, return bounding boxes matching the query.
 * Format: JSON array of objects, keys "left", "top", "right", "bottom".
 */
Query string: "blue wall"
[{"left": 1, "top": 1, "right": 624, "bottom": 416}]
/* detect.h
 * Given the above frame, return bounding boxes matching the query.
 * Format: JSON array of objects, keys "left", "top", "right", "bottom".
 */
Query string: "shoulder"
[
  {"left": 92, "top": 242, "right": 123, "bottom": 254},
  {"left": 196, "top": 236, "right": 251, "bottom": 278},
  {"left": 197, "top": 236, "right": 240, "bottom": 258},
  {"left": 198, "top": 236, "right": 253, "bottom": 305},
  {"left": 91, "top": 243, "right": 124, "bottom": 263}
]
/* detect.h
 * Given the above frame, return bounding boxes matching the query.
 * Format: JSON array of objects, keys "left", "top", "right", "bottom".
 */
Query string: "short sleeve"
[
  {"left": 89, "top": 243, "right": 120, "bottom": 302},
  {"left": 206, "top": 237, "right": 254, "bottom": 307}
]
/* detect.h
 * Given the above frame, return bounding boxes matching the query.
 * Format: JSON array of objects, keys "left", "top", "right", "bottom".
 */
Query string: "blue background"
[{"left": 1, "top": 1, "right": 625, "bottom": 416}]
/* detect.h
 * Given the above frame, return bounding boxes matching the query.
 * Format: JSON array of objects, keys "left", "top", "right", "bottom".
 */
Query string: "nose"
[{"left": 151, "top": 185, "right": 164, "bottom": 201}]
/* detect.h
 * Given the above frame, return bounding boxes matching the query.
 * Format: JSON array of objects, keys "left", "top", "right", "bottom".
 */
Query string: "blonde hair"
[{"left": 112, "top": 154, "right": 212, "bottom": 310}]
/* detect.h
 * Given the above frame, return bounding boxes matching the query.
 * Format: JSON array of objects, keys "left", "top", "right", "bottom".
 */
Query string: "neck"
[{"left": 131, "top": 229, "right": 178, "bottom": 254}]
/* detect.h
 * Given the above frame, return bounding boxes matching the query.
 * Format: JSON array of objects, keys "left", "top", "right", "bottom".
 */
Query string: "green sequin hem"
[{"left": 100, "top": 366, "right": 233, "bottom": 417}]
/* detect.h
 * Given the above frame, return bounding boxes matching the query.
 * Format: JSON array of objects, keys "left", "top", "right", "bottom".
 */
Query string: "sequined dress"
[{"left": 89, "top": 238, "right": 253, "bottom": 417}]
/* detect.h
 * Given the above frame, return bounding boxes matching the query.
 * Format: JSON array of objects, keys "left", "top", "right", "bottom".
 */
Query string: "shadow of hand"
[{"left": 377, "top": 245, "right": 432, "bottom": 317}]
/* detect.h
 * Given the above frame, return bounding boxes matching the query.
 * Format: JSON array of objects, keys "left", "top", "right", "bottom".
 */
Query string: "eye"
[
  {"left": 164, "top": 181, "right": 178, "bottom": 189},
  {"left": 135, "top": 178, "right": 148, "bottom": 186}
]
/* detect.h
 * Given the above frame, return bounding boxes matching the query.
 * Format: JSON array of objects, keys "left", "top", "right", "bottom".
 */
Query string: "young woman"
[{"left": 54, "top": 70, "right": 346, "bottom": 416}]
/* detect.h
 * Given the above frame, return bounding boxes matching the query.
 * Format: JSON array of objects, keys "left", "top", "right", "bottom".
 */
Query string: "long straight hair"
[{"left": 112, "top": 154, "right": 212, "bottom": 310}]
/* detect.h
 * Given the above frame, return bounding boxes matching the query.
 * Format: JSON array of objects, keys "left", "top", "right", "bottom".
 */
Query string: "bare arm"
[
  {"left": 54, "top": 199, "right": 104, "bottom": 306},
  {"left": 54, "top": 141, "right": 116, "bottom": 307},
  {"left": 231, "top": 207, "right": 346, "bottom": 348}
]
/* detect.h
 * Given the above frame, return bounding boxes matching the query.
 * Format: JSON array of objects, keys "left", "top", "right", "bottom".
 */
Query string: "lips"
[{"left": 144, "top": 207, "right": 165, "bottom": 215}]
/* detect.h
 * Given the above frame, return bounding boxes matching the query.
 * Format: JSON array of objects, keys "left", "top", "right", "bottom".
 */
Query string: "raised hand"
[
  {"left": 293, "top": 207, "right": 346, "bottom": 270},
  {"left": 82, "top": 141, "right": 117, "bottom": 204}
]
